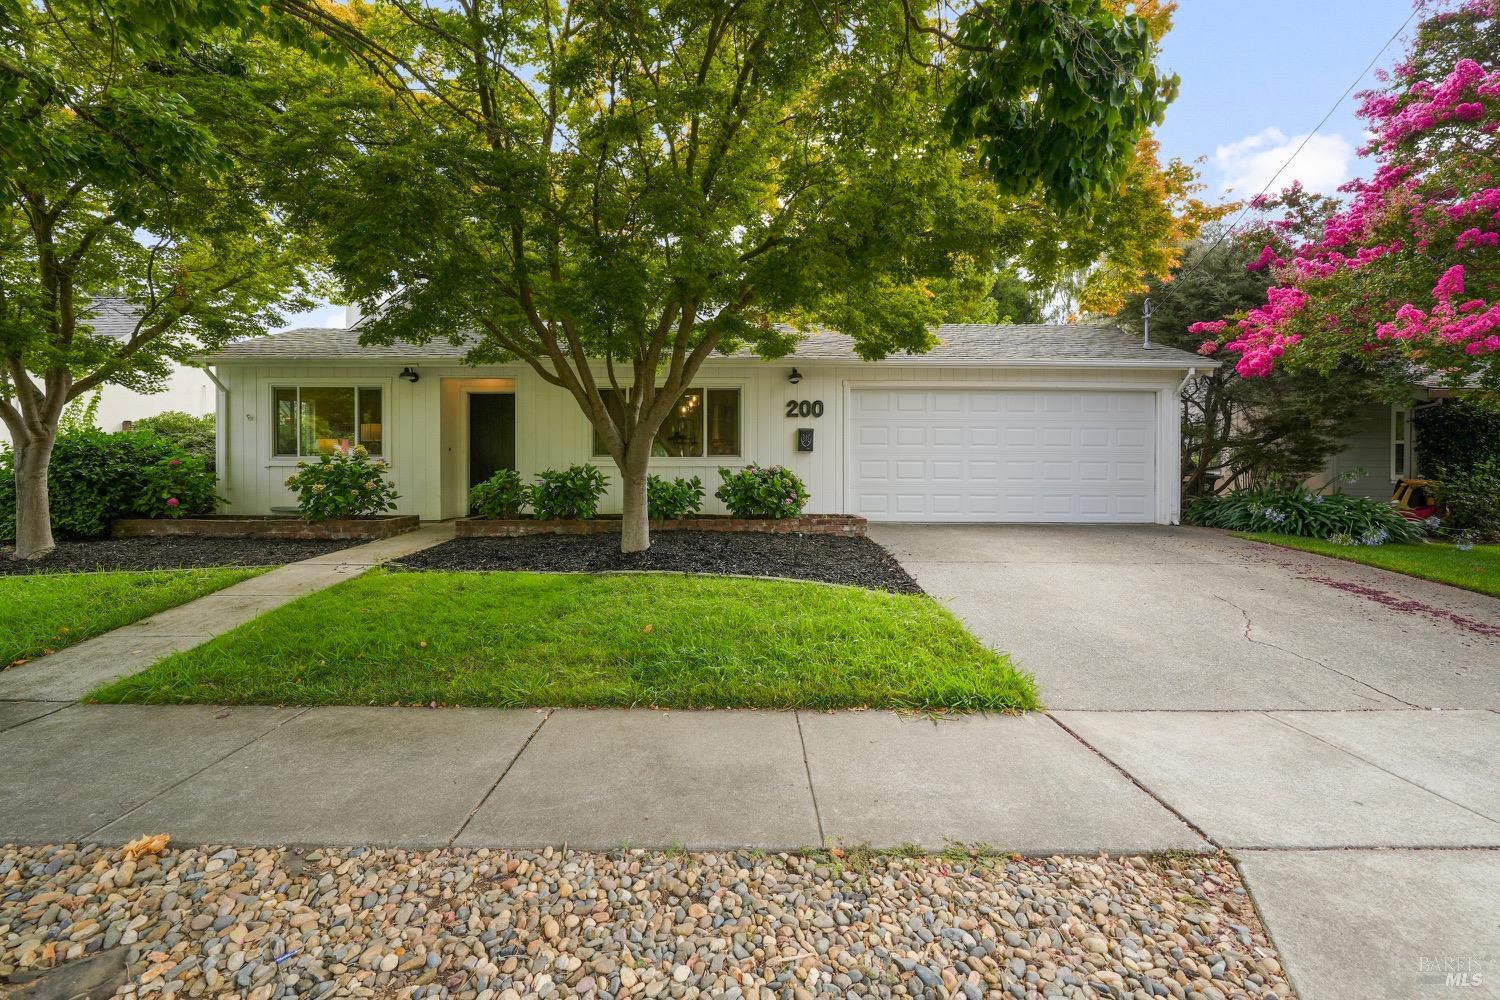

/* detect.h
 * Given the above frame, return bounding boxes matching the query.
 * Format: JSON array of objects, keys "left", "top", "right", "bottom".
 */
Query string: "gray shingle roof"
[
  {"left": 84, "top": 296, "right": 143, "bottom": 340},
  {"left": 209, "top": 322, "right": 1209, "bottom": 368}
]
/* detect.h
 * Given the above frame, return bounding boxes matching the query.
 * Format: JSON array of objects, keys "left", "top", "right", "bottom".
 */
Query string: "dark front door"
[{"left": 468, "top": 393, "right": 516, "bottom": 499}]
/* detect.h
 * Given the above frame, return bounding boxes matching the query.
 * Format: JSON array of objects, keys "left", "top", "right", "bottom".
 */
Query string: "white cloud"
[{"left": 1212, "top": 127, "right": 1356, "bottom": 198}]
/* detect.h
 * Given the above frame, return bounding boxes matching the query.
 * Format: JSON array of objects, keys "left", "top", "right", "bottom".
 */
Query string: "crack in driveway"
[{"left": 1211, "top": 594, "right": 1421, "bottom": 709}]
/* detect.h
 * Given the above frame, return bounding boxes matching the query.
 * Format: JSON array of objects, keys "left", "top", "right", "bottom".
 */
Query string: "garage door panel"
[{"left": 848, "top": 388, "right": 1157, "bottom": 523}]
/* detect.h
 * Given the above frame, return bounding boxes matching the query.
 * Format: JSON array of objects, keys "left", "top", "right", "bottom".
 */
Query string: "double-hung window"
[
  {"left": 274, "top": 386, "right": 384, "bottom": 457},
  {"left": 591, "top": 387, "right": 741, "bottom": 458},
  {"left": 1391, "top": 407, "right": 1411, "bottom": 481}
]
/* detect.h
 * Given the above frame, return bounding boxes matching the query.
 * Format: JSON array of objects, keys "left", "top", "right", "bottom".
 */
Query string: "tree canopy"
[
  {"left": 1192, "top": 1, "right": 1500, "bottom": 402},
  {"left": 0, "top": 0, "right": 324, "bottom": 556}
]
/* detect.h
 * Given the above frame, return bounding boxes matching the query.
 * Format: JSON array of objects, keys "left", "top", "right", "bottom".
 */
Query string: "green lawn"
[
  {"left": 1235, "top": 532, "right": 1500, "bottom": 598},
  {"left": 89, "top": 570, "right": 1038, "bottom": 711},
  {"left": 1, "top": 567, "right": 267, "bottom": 665}
]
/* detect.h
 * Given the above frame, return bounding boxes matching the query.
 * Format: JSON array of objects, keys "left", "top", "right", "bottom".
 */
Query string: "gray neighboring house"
[{"left": 1320, "top": 375, "right": 1471, "bottom": 501}]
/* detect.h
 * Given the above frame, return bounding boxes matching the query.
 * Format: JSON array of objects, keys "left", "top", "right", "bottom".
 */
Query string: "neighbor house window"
[
  {"left": 591, "top": 387, "right": 741, "bottom": 458},
  {"left": 274, "top": 386, "right": 384, "bottom": 457},
  {"left": 1391, "top": 407, "right": 1410, "bottom": 480}
]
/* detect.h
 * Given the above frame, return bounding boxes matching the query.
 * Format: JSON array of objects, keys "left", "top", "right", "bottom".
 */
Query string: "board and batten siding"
[
  {"left": 214, "top": 360, "right": 1186, "bottom": 523},
  {"left": 1320, "top": 401, "right": 1400, "bottom": 501}
]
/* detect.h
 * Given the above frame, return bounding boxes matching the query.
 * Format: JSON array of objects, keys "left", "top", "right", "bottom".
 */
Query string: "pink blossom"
[
  {"left": 168, "top": 458, "right": 181, "bottom": 467},
  {"left": 1433, "top": 264, "right": 1466, "bottom": 302},
  {"left": 166, "top": 497, "right": 180, "bottom": 507},
  {"left": 1197, "top": 341, "right": 1219, "bottom": 356},
  {"left": 1455, "top": 102, "right": 1486, "bottom": 120},
  {"left": 1245, "top": 245, "right": 1284, "bottom": 272}
]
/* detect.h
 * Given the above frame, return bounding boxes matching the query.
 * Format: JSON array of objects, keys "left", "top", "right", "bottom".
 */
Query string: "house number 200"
[{"left": 785, "top": 399, "right": 824, "bottom": 418}]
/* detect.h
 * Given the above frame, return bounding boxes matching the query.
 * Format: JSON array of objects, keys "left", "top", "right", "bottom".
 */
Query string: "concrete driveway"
[{"left": 872, "top": 523, "right": 1500, "bottom": 710}]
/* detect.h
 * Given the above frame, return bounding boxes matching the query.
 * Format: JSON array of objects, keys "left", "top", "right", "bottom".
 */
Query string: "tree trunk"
[
  {"left": 11, "top": 430, "right": 57, "bottom": 560},
  {"left": 618, "top": 448, "right": 652, "bottom": 554}
]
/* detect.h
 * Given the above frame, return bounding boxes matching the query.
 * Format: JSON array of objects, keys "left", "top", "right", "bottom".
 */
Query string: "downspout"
[
  {"left": 1172, "top": 367, "right": 1197, "bottom": 525},
  {"left": 199, "top": 364, "right": 230, "bottom": 510}
]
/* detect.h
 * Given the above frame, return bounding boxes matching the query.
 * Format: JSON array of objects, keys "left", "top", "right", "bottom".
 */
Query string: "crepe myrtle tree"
[
  {"left": 0, "top": 0, "right": 324, "bottom": 558},
  {"left": 1192, "top": 0, "right": 1500, "bottom": 402},
  {"left": 270, "top": 0, "right": 1176, "bottom": 552}
]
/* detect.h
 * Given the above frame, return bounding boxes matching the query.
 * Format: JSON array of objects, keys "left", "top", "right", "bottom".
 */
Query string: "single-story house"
[
  {"left": 203, "top": 322, "right": 1211, "bottom": 525},
  {"left": 1318, "top": 374, "right": 1472, "bottom": 501}
]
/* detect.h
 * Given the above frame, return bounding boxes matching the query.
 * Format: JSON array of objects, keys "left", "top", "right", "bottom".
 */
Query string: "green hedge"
[
  {"left": 1, "top": 429, "right": 187, "bottom": 541},
  {"left": 1415, "top": 401, "right": 1500, "bottom": 476}
]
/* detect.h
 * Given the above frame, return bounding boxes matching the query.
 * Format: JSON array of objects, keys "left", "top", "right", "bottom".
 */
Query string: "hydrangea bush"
[
  {"left": 1184, "top": 480, "right": 1425, "bottom": 544},
  {"left": 715, "top": 464, "right": 810, "bottom": 519},
  {"left": 530, "top": 465, "right": 608, "bottom": 520},
  {"left": 647, "top": 475, "right": 705, "bottom": 520},
  {"left": 137, "top": 455, "right": 222, "bottom": 518},
  {"left": 468, "top": 469, "right": 529, "bottom": 519},
  {"left": 283, "top": 447, "right": 400, "bottom": 521},
  {"left": 1191, "top": 1, "right": 1500, "bottom": 392}
]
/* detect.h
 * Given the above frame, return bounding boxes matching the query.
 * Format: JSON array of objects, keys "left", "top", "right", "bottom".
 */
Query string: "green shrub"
[
  {"left": 647, "top": 474, "right": 705, "bottom": 520},
  {"left": 531, "top": 464, "right": 608, "bottom": 520},
  {"left": 1184, "top": 480, "right": 1424, "bottom": 545},
  {"left": 0, "top": 429, "right": 180, "bottom": 540},
  {"left": 1415, "top": 400, "right": 1500, "bottom": 477},
  {"left": 283, "top": 447, "right": 400, "bottom": 521},
  {"left": 137, "top": 455, "right": 222, "bottom": 518},
  {"left": 1428, "top": 459, "right": 1500, "bottom": 543},
  {"left": 715, "top": 464, "right": 810, "bottom": 519},
  {"left": 130, "top": 411, "right": 217, "bottom": 464},
  {"left": 469, "top": 469, "right": 529, "bottom": 518}
]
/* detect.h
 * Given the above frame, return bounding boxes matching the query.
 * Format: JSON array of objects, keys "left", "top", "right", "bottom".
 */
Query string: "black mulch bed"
[
  {"left": 393, "top": 531, "right": 923, "bottom": 594},
  {"left": 0, "top": 536, "right": 363, "bottom": 575}
]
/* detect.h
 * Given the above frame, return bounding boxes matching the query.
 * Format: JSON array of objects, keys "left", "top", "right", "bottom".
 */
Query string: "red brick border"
[
  {"left": 457, "top": 514, "right": 866, "bottom": 538},
  {"left": 111, "top": 514, "right": 420, "bottom": 541}
]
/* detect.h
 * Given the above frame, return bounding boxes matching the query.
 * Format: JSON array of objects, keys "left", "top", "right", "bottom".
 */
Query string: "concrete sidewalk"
[
  {"left": 0, "top": 523, "right": 453, "bottom": 702},
  {"left": 1, "top": 704, "right": 1496, "bottom": 998}
]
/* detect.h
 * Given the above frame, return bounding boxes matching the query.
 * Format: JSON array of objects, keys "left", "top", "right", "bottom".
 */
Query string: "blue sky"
[
  {"left": 283, "top": 1, "right": 1424, "bottom": 330},
  {"left": 1156, "top": 0, "right": 1418, "bottom": 200}
]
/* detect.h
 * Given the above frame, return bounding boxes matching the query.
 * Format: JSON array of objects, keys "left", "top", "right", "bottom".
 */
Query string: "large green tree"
[
  {"left": 270, "top": 0, "right": 1180, "bottom": 551},
  {"left": 0, "top": 1, "right": 323, "bottom": 558}
]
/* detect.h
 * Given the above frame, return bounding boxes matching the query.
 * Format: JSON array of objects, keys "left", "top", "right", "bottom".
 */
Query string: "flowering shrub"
[
  {"left": 283, "top": 447, "right": 400, "bottom": 521},
  {"left": 715, "top": 464, "right": 810, "bottom": 518},
  {"left": 1191, "top": 2, "right": 1500, "bottom": 388},
  {"left": 137, "top": 455, "right": 222, "bottom": 518},
  {"left": 530, "top": 465, "right": 608, "bottom": 520},
  {"left": 0, "top": 429, "right": 180, "bottom": 540},
  {"left": 1184, "top": 481, "right": 1424, "bottom": 544},
  {"left": 647, "top": 475, "right": 705, "bottom": 520},
  {"left": 468, "top": 469, "right": 529, "bottom": 519},
  {"left": 1427, "top": 459, "right": 1500, "bottom": 542}
]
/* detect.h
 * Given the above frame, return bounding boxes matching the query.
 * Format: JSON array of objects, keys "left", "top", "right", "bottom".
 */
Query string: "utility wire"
[{"left": 1157, "top": 4, "right": 1422, "bottom": 303}]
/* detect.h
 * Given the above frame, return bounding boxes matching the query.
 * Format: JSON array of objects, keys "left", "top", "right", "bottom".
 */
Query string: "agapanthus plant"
[{"left": 1193, "top": 1, "right": 1500, "bottom": 398}]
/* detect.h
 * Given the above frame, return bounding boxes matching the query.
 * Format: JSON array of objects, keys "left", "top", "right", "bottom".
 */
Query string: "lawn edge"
[{"left": 1230, "top": 531, "right": 1499, "bottom": 600}]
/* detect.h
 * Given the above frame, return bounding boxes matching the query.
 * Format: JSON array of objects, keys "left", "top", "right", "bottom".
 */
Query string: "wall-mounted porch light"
[
  {"left": 399, "top": 366, "right": 420, "bottom": 383},
  {"left": 787, "top": 367, "right": 802, "bottom": 385}
]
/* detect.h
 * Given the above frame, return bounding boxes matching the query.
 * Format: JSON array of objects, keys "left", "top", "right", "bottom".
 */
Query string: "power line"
[{"left": 1159, "top": 3, "right": 1422, "bottom": 303}]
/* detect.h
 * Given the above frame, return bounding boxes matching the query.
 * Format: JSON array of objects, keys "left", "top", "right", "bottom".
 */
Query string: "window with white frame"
[
  {"left": 1391, "top": 407, "right": 1411, "bottom": 481},
  {"left": 591, "top": 387, "right": 741, "bottom": 458},
  {"left": 274, "top": 386, "right": 384, "bottom": 457}
]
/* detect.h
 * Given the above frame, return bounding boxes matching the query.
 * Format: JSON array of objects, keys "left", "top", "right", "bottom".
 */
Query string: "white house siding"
[
  {"left": 0, "top": 366, "right": 216, "bottom": 447},
  {"left": 214, "top": 360, "right": 1186, "bottom": 524}
]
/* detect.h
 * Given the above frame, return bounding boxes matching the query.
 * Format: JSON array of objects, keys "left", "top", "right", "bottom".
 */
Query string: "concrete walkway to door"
[{"left": 874, "top": 522, "right": 1500, "bottom": 1000}]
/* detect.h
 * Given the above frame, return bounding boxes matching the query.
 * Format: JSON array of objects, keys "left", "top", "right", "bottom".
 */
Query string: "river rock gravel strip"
[
  {"left": 0, "top": 843, "right": 1288, "bottom": 999},
  {"left": 393, "top": 533, "right": 923, "bottom": 594}
]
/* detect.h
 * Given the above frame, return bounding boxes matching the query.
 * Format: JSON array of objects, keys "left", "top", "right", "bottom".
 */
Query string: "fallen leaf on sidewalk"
[{"left": 122, "top": 834, "right": 171, "bottom": 860}]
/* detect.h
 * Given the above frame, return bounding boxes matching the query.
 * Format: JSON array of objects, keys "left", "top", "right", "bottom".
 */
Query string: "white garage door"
[{"left": 847, "top": 388, "right": 1157, "bottom": 522}]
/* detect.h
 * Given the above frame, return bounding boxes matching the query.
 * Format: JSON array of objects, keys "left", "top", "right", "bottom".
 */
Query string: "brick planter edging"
[
  {"left": 112, "top": 514, "right": 421, "bottom": 541},
  {"left": 457, "top": 514, "right": 867, "bottom": 538}
]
